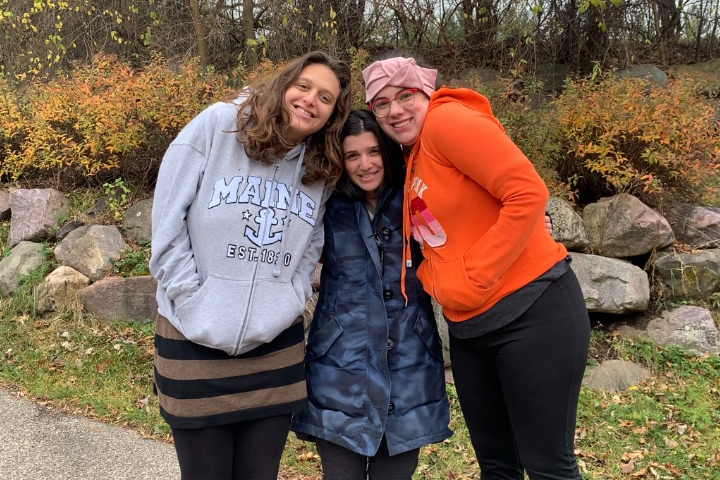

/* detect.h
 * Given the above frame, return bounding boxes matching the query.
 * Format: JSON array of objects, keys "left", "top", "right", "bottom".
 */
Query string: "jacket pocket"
[
  {"left": 175, "top": 274, "right": 252, "bottom": 355},
  {"left": 304, "top": 316, "right": 344, "bottom": 362},
  {"left": 419, "top": 255, "right": 503, "bottom": 311},
  {"left": 414, "top": 315, "right": 444, "bottom": 362}
]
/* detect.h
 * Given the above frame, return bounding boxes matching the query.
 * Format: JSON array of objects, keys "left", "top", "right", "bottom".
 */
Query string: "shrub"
[
  {"left": 550, "top": 72, "right": 720, "bottom": 206},
  {"left": 0, "top": 53, "right": 223, "bottom": 189}
]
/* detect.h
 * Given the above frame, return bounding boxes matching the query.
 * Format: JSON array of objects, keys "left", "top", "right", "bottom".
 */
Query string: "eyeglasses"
[{"left": 368, "top": 88, "right": 419, "bottom": 117}]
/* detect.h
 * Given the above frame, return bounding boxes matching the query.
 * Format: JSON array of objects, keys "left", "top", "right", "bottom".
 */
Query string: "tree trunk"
[
  {"left": 189, "top": 0, "right": 208, "bottom": 68},
  {"left": 242, "top": 0, "right": 258, "bottom": 65}
]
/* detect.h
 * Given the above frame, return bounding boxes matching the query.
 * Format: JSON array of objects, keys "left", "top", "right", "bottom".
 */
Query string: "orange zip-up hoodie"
[{"left": 402, "top": 87, "right": 567, "bottom": 322}]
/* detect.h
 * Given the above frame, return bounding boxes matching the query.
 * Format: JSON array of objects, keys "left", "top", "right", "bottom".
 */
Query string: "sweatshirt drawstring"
[
  {"left": 273, "top": 143, "right": 306, "bottom": 277},
  {"left": 401, "top": 151, "right": 414, "bottom": 306}
]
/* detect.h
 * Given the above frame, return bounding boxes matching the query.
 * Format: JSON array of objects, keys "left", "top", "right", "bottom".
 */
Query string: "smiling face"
[
  {"left": 284, "top": 63, "right": 341, "bottom": 142},
  {"left": 342, "top": 131, "right": 385, "bottom": 205},
  {"left": 373, "top": 85, "right": 430, "bottom": 147}
]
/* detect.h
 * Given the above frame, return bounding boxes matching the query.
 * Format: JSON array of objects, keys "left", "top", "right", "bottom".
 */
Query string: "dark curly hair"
[{"left": 335, "top": 110, "right": 405, "bottom": 202}]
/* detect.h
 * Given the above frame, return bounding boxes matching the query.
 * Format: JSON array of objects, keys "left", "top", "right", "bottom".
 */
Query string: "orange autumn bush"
[
  {"left": 550, "top": 72, "right": 720, "bottom": 206},
  {"left": 2, "top": 53, "right": 719, "bottom": 210},
  {"left": 0, "top": 53, "right": 223, "bottom": 188}
]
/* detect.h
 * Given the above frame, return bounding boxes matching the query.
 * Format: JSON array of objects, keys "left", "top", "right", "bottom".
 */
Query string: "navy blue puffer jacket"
[{"left": 291, "top": 182, "right": 452, "bottom": 456}]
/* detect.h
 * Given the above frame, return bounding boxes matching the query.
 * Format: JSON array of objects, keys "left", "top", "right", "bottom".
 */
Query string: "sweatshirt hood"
[{"left": 427, "top": 86, "right": 495, "bottom": 117}]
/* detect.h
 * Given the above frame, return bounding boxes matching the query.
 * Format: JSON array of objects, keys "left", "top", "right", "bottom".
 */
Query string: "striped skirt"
[{"left": 153, "top": 314, "right": 307, "bottom": 429}]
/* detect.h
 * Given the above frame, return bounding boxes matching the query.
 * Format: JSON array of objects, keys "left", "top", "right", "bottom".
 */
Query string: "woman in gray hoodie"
[{"left": 150, "top": 51, "right": 351, "bottom": 480}]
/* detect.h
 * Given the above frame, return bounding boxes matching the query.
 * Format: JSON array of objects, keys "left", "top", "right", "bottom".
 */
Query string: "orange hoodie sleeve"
[{"left": 422, "top": 99, "right": 549, "bottom": 287}]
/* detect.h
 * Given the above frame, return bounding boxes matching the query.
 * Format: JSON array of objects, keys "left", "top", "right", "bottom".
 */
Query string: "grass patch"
[{"left": 1, "top": 277, "right": 719, "bottom": 479}]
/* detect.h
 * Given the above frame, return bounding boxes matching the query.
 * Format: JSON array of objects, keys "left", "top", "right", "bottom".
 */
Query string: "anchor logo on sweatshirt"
[{"left": 245, "top": 208, "right": 282, "bottom": 247}]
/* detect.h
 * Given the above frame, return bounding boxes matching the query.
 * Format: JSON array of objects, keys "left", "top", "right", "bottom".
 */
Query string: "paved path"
[{"left": 0, "top": 389, "right": 179, "bottom": 480}]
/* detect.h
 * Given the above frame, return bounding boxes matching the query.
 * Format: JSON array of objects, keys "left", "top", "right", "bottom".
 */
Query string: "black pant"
[
  {"left": 170, "top": 414, "right": 292, "bottom": 480},
  {"left": 315, "top": 436, "right": 420, "bottom": 480},
  {"left": 450, "top": 270, "right": 590, "bottom": 480}
]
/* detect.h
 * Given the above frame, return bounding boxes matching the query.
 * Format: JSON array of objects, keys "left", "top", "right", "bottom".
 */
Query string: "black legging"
[
  {"left": 449, "top": 269, "right": 590, "bottom": 480},
  {"left": 170, "top": 414, "right": 292, "bottom": 480},
  {"left": 315, "top": 436, "right": 420, "bottom": 480}
]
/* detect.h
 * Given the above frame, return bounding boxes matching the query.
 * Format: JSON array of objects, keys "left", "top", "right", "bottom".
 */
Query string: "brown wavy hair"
[{"left": 238, "top": 51, "right": 351, "bottom": 185}]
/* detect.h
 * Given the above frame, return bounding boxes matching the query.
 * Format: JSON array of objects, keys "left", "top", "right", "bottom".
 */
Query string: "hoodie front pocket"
[
  {"left": 420, "top": 256, "right": 503, "bottom": 311},
  {"left": 175, "top": 274, "right": 253, "bottom": 355}
]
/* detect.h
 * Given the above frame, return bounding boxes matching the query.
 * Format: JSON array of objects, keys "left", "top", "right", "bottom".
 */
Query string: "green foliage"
[
  {"left": 347, "top": 48, "right": 370, "bottom": 109},
  {"left": 0, "top": 220, "right": 9, "bottom": 258},
  {"left": 1, "top": 289, "right": 720, "bottom": 478},
  {"left": 5, "top": 255, "right": 56, "bottom": 319},
  {"left": 0, "top": 312, "right": 166, "bottom": 439},
  {"left": 110, "top": 243, "right": 150, "bottom": 277},
  {"left": 550, "top": 71, "right": 720, "bottom": 205},
  {"left": 102, "top": 178, "right": 130, "bottom": 222},
  {"left": 576, "top": 335, "right": 720, "bottom": 477}
]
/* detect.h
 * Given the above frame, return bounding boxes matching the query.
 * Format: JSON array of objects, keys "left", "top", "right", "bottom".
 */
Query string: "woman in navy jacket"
[{"left": 291, "top": 110, "right": 451, "bottom": 479}]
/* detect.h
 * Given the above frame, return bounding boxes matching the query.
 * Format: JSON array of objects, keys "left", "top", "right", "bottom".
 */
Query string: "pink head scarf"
[{"left": 362, "top": 57, "right": 438, "bottom": 104}]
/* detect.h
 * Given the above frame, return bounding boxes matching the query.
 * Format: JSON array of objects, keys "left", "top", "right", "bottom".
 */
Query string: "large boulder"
[
  {"left": 583, "top": 359, "right": 650, "bottom": 392},
  {"left": 665, "top": 203, "right": 720, "bottom": 249},
  {"left": 535, "top": 63, "right": 569, "bottom": 93},
  {"left": 8, "top": 189, "right": 69, "bottom": 247},
  {"left": 618, "top": 64, "right": 669, "bottom": 88},
  {"left": 0, "top": 241, "right": 46, "bottom": 295},
  {"left": 35, "top": 266, "right": 90, "bottom": 313},
  {"left": 0, "top": 190, "right": 10, "bottom": 221},
  {"left": 546, "top": 197, "right": 588, "bottom": 251},
  {"left": 569, "top": 252, "right": 650, "bottom": 313},
  {"left": 583, "top": 194, "right": 675, "bottom": 258},
  {"left": 652, "top": 250, "right": 720, "bottom": 300},
  {"left": 121, "top": 199, "right": 153, "bottom": 245},
  {"left": 54, "top": 225, "right": 127, "bottom": 281},
  {"left": 617, "top": 306, "right": 719, "bottom": 356},
  {"left": 81, "top": 276, "right": 158, "bottom": 323},
  {"left": 673, "top": 59, "right": 720, "bottom": 98}
]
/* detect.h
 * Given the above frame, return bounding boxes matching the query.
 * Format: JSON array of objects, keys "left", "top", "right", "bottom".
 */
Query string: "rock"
[
  {"left": 618, "top": 64, "right": 669, "bottom": 88},
  {"left": 583, "top": 359, "right": 650, "bottom": 392},
  {"left": 646, "top": 306, "right": 719, "bottom": 356},
  {"left": 55, "top": 220, "right": 85, "bottom": 242},
  {"left": 535, "top": 63, "right": 569, "bottom": 92},
  {"left": 8, "top": 189, "right": 69, "bottom": 247},
  {"left": 0, "top": 190, "right": 10, "bottom": 221},
  {"left": 81, "top": 276, "right": 158, "bottom": 323},
  {"left": 54, "top": 225, "right": 127, "bottom": 281},
  {"left": 569, "top": 252, "right": 650, "bottom": 313},
  {"left": 433, "top": 300, "right": 451, "bottom": 367},
  {"left": 121, "top": 199, "right": 153, "bottom": 244},
  {"left": 35, "top": 266, "right": 90, "bottom": 313},
  {"left": 546, "top": 197, "right": 589, "bottom": 251},
  {"left": 673, "top": 59, "right": 720, "bottom": 98},
  {"left": 665, "top": 203, "right": 720, "bottom": 249},
  {"left": 583, "top": 194, "right": 675, "bottom": 258},
  {"left": 652, "top": 250, "right": 720, "bottom": 300},
  {"left": 0, "top": 241, "right": 46, "bottom": 295}
]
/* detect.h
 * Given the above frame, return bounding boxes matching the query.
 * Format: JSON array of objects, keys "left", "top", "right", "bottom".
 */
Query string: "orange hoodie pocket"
[{"left": 418, "top": 255, "right": 503, "bottom": 312}]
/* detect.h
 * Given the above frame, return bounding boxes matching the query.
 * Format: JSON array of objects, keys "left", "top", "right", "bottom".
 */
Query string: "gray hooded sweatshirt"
[{"left": 150, "top": 98, "right": 330, "bottom": 355}]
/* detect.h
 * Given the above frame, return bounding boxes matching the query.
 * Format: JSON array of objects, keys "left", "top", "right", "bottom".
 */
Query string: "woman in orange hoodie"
[{"left": 362, "top": 57, "right": 590, "bottom": 480}]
